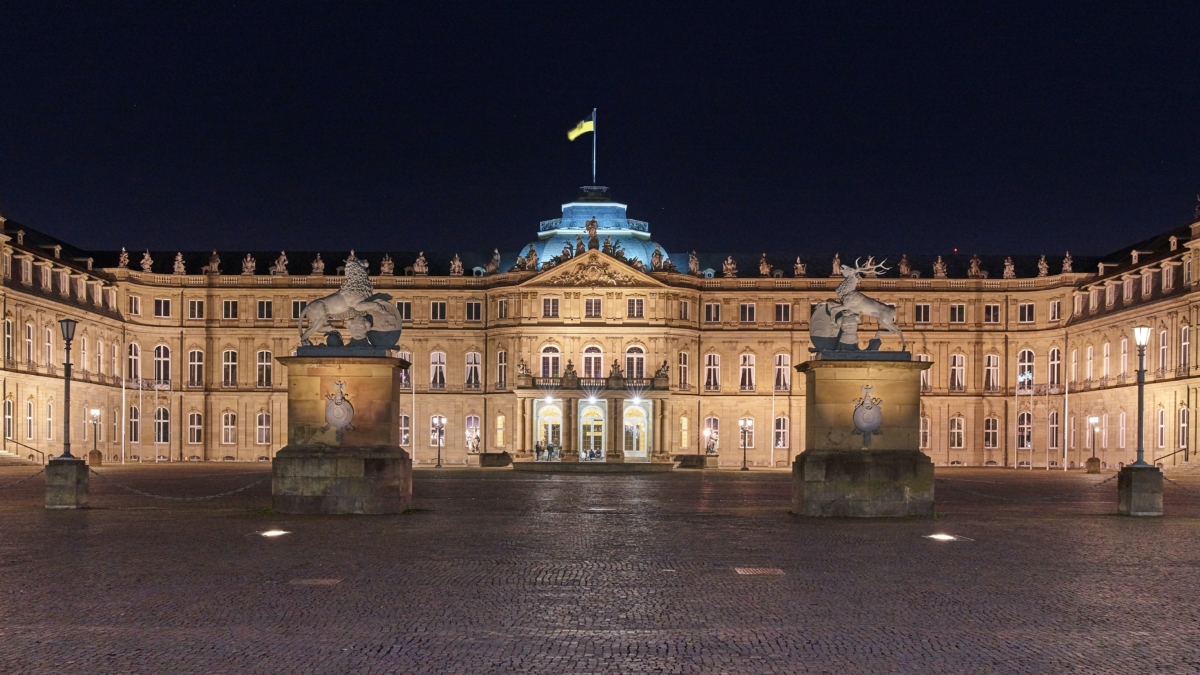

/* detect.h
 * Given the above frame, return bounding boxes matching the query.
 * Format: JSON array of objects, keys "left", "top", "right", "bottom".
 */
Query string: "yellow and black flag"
[{"left": 567, "top": 112, "right": 595, "bottom": 141}]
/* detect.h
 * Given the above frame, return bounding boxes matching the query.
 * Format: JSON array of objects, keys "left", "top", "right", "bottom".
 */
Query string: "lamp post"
[
  {"left": 90, "top": 408, "right": 100, "bottom": 459},
  {"left": 739, "top": 418, "right": 751, "bottom": 471},
  {"left": 432, "top": 414, "right": 445, "bottom": 468},
  {"left": 58, "top": 318, "right": 78, "bottom": 459},
  {"left": 1088, "top": 415, "right": 1100, "bottom": 459},
  {"left": 1133, "top": 325, "right": 1152, "bottom": 467}
]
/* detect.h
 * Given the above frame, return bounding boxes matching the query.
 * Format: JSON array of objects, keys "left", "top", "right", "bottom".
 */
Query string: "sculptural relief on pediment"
[{"left": 542, "top": 257, "right": 640, "bottom": 287}]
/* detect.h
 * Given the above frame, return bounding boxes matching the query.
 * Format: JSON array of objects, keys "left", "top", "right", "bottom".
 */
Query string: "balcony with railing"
[
  {"left": 494, "top": 379, "right": 507, "bottom": 390},
  {"left": 948, "top": 381, "right": 966, "bottom": 393},
  {"left": 774, "top": 382, "right": 791, "bottom": 392},
  {"left": 739, "top": 383, "right": 756, "bottom": 392},
  {"left": 920, "top": 382, "right": 932, "bottom": 393},
  {"left": 429, "top": 380, "right": 446, "bottom": 391},
  {"left": 704, "top": 382, "right": 721, "bottom": 392},
  {"left": 515, "top": 375, "right": 670, "bottom": 391},
  {"left": 464, "top": 380, "right": 482, "bottom": 391}
]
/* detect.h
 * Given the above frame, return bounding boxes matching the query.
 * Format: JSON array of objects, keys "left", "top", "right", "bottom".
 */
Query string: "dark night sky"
[{"left": 1, "top": 2, "right": 1199, "bottom": 257}]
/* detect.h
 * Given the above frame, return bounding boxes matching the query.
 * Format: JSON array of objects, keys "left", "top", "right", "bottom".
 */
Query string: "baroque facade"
[{"left": 1, "top": 187, "right": 1198, "bottom": 470}]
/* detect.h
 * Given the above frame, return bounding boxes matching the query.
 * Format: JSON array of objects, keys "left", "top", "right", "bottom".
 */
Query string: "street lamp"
[
  {"left": 58, "top": 318, "right": 78, "bottom": 459},
  {"left": 1088, "top": 415, "right": 1100, "bottom": 459},
  {"left": 1133, "top": 324, "right": 1152, "bottom": 467},
  {"left": 739, "top": 418, "right": 752, "bottom": 471},
  {"left": 431, "top": 414, "right": 446, "bottom": 468},
  {"left": 90, "top": 408, "right": 100, "bottom": 459}
]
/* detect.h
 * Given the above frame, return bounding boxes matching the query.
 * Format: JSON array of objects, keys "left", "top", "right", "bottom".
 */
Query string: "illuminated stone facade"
[{"left": 1, "top": 190, "right": 1198, "bottom": 470}]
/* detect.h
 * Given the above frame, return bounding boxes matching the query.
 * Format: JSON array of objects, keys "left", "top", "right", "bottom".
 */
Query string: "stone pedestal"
[
  {"left": 272, "top": 355, "right": 412, "bottom": 514},
  {"left": 792, "top": 357, "right": 934, "bottom": 517},
  {"left": 87, "top": 449, "right": 103, "bottom": 466},
  {"left": 1086, "top": 457, "right": 1102, "bottom": 474},
  {"left": 45, "top": 457, "right": 88, "bottom": 510},
  {"left": 1118, "top": 465, "right": 1163, "bottom": 516},
  {"left": 479, "top": 452, "right": 512, "bottom": 467}
]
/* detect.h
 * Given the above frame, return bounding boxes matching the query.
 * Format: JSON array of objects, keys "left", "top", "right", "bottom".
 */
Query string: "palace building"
[{"left": 0, "top": 186, "right": 1197, "bottom": 470}]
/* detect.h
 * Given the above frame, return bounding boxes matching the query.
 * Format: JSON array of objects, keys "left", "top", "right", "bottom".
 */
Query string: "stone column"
[
  {"left": 522, "top": 398, "right": 533, "bottom": 454},
  {"left": 45, "top": 457, "right": 88, "bottom": 510},
  {"left": 562, "top": 398, "right": 577, "bottom": 461},
  {"left": 652, "top": 399, "right": 664, "bottom": 459},
  {"left": 607, "top": 397, "right": 623, "bottom": 462}
]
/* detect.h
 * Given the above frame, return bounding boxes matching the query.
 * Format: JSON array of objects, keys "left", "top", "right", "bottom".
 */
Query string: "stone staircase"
[
  {"left": 1163, "top": 460, "right": 1200, "bottom": 475},
  {"left": 0, "top": 450, "right": 35, "bottom": 466}
]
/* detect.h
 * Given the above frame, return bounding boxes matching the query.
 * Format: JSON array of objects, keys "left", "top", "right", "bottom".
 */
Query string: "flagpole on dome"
[{"left": 592, "top": 108, "right": 597, "bottom": 184}]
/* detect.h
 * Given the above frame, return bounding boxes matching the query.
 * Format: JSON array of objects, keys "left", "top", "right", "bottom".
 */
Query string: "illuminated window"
[
  {"left": 222, "top": 350, "right": 238, "bottom": 387},
  {"left": 398, "top": 414, "right": 410, "bottom": 446},
  {"left": 626, "top": 298, "right": 644, "bottom": 318},
  {"left": 774, "top": 354, "right": 790, "bottom": 391},
  {"left": 256, "top": 350, "right": 273, "bottom": 387},
  {"left": 704, "top": 354, "right": 720, "bottom": 391},
  {"left": 774, "top": 416, "right": 789, "bottom": 448},
  {"left": 540, "top": 346, "right": 560, "bottom": 378},
  {"left": 739, "top": 353, "right": 755, "bottom": 391},
  {"left": 678, "top": 351, "right": 689, "bottom": 389},
  {"left": 625, "top": 346, "right": 645, "bottom": 379},
  {"left": 583, "top": 346, "right": 603, "bottom": 378},
  {"left": 154, "top": 407, "right": 170, "bottom": 445},
  {"left": 430, "top": 352, "right": 447, "bottom": 388},
  {"left": 1048, "top": 410, "right": 1060, "bottom": 449},
  {"left": 494, "top": 414, "right": 505, "bottom": 447},
  {"left": 1017, "top": 412, "right": 1031, "bottom": 450}
]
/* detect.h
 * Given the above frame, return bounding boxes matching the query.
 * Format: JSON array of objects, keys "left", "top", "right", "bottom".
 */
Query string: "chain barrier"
[
  {"left": 87, "top": 468, "right": 270, "bottom": 501},
  {"left": 0, "top": 468, "right": 45, "bottom": 490},
  {"left": 1162, "top": 475, "right": 1200, "bottom": 494},
  {"left": 935, "top": 474, "right": 1119, "bottom": 502}
]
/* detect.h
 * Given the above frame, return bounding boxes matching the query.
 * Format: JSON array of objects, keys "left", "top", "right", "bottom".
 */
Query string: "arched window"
[
  {"left": 188, "top": 350, "right": 204, "bottom": 386},
  {"left": 430, "top": 415, "right": 447, "bottom": 446},
  {"left": 949, "top": 354, "right": 965, "bottom": 391},
  {"left": 737, "top": 416, "right": 754, "bottom": 448},
  {"left": 153, "top": 345, "right": 170, "bottom": 383},
  {"left": 625, "top": 346, "right": 645, "bottom": 379},
  {"left": 465, "top": 352, "right": 481, "bottom": 389},
  {"left": 1048, "top": 348, "right": 1061, "bottom": 387},
  {"left": 129, "top": 406, "right": 141, "bottom": 443},
  {"left": 396, "top": 351, "right": 412, "bottom": 388},
  {"left": 222, "top": 350, "right": 238, "bottom": 387},
  {"left": 774, "top": 354, "right": 791, "bottom": 391},
  {"left": 1180, "top": 408, "right": 1189, "bottom": 449},
  {"left": 154, "top": 407, "right": 170, "bottom": 444},
  {"left": 919, "top": 416, "right": 930, "bottom": 449},
  {"left": 23, "top": 323, "right": 32, "bottom": 363},
  {"left": 774, "top": 416, "right": 790, "bottom": 448},
  {"left": 704, "top": 416, "right": 720, "bottom": 451},
  {"left": 256, "top": 350, "right": 273, "bottom": 387},
  {"left": 1102, "top": 342, "right": 1111, "bottom": 378},
  {"left": 984, "top": 416, "right": 998, "bottom": 448},
  {"left": 221, "top": 411, "right": 237, "bottom": 445},
  {"left": 540, "top": 346, "right": 559, "bottom": 378},
  {"left": 984, "top": 354, "right": 1000, "bottom": 391},
  {"left": 539, "top": 405, "right": 563, "bottom": 447},
  {"left": 1085, "top": 345, "right": 1094, "bottom": 380},
  {"left": 24, "top": 400, "right": 33, "bottom": 440},
  {"left": 398, "top": 413, "right": 410, "bottom": 446},
  {"left": 128, "top": 343, "right": 141, "bottom": 380},
  {"left": 430, "top": 352, "right": 447, "bottom": 388},
  {"left": 465, "top": 415, "right": 481, "bottom": 452},
  {"left": 581, "top": 406, "right": 604, "bottom": 457},
  {"left": 704, "top": 354, "right": 720, "bottom": 391},
  {"left": 948, "top": 416, "right": 964, "bottom": 449},
  {"left": 496, "top": 350, "right": 507, "bottom": 388},
  {"left": 1119, "top": 411, "right": 1126, "bottom": 449},
  {"left": 188, "top": 412, "right": 203, "bottom": 444},
  {"left": 1048, "top": 410, "right": 1060, "bottom": 449},
  {"left": 583, "top": 346, "right": 604, "bottom": 379},
  {"left": 256, "top": 412, "right": 271, "bottom": 445},
  {"left": 1017, "top": 349, "right": 1034, "bottom": 392},
  {"left": 1120, "top": 338, "right": 1129, "bottom": 377},
  {"left": 738, "top": 353, "right": 755, "bottom": 391},
  {"left": 1017, "top": 412, "right": 1032, "bottom": 449}
]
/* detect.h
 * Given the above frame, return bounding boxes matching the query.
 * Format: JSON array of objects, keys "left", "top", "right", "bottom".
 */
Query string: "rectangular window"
[
  {"left": 680, "top": 417, "right": 689, "bottom": 450},
  {"left": 188, "top": 300, "right": 205, "bottom": 319},
  {"left": 739, "top": 303, "right": 756, "bottom": 323},
  {"left": 257, "top": 300, "right": 273, "bottom": 320},
  {"left": 1018, "top": 303, "right": 1035, "bottom": 323},
  {"left": 465, "top": 301, "right": 482, "bottom": 322},
  {"left": 920, "top": 417, "right": 930, "bottom": 449},
  {"left": 984, "top": 417, "right": 998, "bottom": 448},
  {"left": 495, "top": 414, "right": 505, "bottom": 447},
  {"left": 222, "top": 299, "right": 238, "bottom": 320},
  {"left": 222, "top": 412, "right": 236, "bottom": 445},
  {"left": 128, "top": 407, "right": 140, "bottom": 444},
  {"left": 678, "top": 351, "right": 689, "bottom": 389},
  {"left": 496, "top": 299, "right": 508, "bottom": 319},
  {"left": 399, "top": 414, "right": 411, "bottom": 446},
  {"left": 914, "top": 303, "right": 930, "bottom": 323},
  {"left": 704, "top": 303, "right": 721, "bottom": 323},
  {"left": 128, "top": 296, "right": 142, "bottom": 316},
  {"left": 188, "top": 350, "right": 204, "bottom": 386},
  {"left": 627, "top": 298, "right": 644, "bottom": 318},
  {"left": 774, "top": 354, "right": 791, "bottom": 391},
  {"left": 496, "top": 350, "right": 507, "bottom": 387},
  {"left": 541, "top": 298, "right": 558, "bottom": 318},
  {"left": 679, "top": 300, "right": 690, "bottom": 321},
  {"left": 430, "top": 352, "right": 446, "bottom": 388},
  {"left": 774, "top": 302, "right": 791, "bottom": 323},
  {"left": 465, "top": 352, "right": 481, "bottom": 389},
  {"left": 585, "top": 298, "right": 602, "bottom": 318},
  {"left": 1163, "top": 266, "right": 1174, "bottom": 291},
  {"left": 774, "top": 416, "right": 789, "bottom": 449},
  {"left": 154, "top": 299, "right": 171, "bottom": 318},
  {"left": 393, "top": 301, "right": 410, "bottom": 321},
  {"left": 256, "top": 351, "right": 273, "bottom": 387},
  {"left": 949, "top": 304, "right": 966, "bottom": 323},
  {"left": 188, "top": 412, "right": 202, "bottom": 444},
  {"left": 256, "top": 413, "right": 272, "bottom": 445},
  {"left": 222, "top": 350, "right": 238, "bottom": 387},
  {"left": 1049, "top": 300, "right": 1061, "bottom": 322},
  {"left": 291, "top": 300, "right": 308, "bottom": 320},
  {"left": 431, "top": 301, "right": 447, "bottom": 321},
  {"left": 984, "top": 304, "right": 1000, "bottom": 324},
  {"left": 739, "top": 354, "right": 755, "bottom": 391},
  {"left": 949, "top": 417, "right": 964, "bottom": 449},
  {"left": 1157, "top": 408, "right": 1166, "bottom": 448},
  {"left": 1143, "top": 273, "right": 1153, "bottom": 298}
]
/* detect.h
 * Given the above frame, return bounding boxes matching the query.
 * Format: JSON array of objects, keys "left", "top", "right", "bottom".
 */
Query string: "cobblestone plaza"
[{"left": 3, "top": 464, "right": 1199, "bottom": 674}]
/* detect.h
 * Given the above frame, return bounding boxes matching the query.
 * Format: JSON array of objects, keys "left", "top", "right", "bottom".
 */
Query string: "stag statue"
[{"left": 810, "top": 258, "right": 905, "bottom": 352}]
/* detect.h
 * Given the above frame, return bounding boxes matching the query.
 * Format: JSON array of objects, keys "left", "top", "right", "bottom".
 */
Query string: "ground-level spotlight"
[
  {"left": 260, "top": 529, "right": 291, "bottom": 537},
  {"left": 923, "top": 533, "right": 973, "bottom": 542}
]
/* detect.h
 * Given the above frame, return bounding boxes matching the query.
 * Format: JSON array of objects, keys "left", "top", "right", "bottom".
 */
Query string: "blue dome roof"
[{"left": 524, "top": 186, "right": 671, "bottom": 269}]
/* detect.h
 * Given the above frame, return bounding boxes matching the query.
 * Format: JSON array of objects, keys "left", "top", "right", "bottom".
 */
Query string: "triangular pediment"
[{"left": 523, "top": 250, "right": 666, "bottom": 288}]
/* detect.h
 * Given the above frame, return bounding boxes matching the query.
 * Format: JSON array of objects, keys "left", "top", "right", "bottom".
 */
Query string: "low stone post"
[
  {"left": 45, "top": 457, "right": 89, "bottom": 509},
  {"left": 1086, "top": 457, "right": 1101, "bottom": 474},
  {"left": 1117, "top": 465, "right": 1163, "bottom": 516}
]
